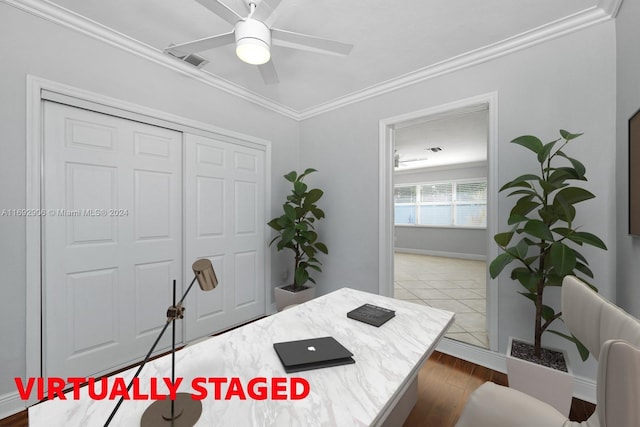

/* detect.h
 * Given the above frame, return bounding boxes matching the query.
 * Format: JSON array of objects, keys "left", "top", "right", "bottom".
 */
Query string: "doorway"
[{"left": 378, "top": 93, "right": 498, "bottom": 351}]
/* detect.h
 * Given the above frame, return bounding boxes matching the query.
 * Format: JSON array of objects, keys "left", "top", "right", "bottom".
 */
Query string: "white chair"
[{"left": 456, "top": 276, "right": 640, "bottom": 427}]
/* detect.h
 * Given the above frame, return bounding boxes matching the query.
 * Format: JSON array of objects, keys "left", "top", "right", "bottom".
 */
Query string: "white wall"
[
  {"left": 394, "top": 163, "right": 487, "bottom": 258},
  {"left": 299, "top": 21, "right": 616, "bottom": 381},
  {"left": 0, "top": 3, "right": 299, "bottom": 400},
  {"left": 616, "top": 0, "right": 640, "bottom": 317}
]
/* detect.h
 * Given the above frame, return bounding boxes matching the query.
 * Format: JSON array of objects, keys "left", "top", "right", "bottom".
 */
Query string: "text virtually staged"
[{"left": 15, "top": 377, "right": 311, "bottom": 402}]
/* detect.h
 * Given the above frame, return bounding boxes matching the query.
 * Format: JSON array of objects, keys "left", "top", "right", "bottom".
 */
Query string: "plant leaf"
[
  {"left": 494, "top": 231, "right": 514, "bottom": 247},
  {"left": 550, "top": 242, "right": 576, "bottom": 276},
  {"left": 315, "top": 242, "right": 328, "bottom": 254},
  {"left": 507, "top": 189, "right": 539, "bottom": 198},
  {"left": 539, "top": 179, "right": 563, "bottom": 194},
  {"left": 548, "top": 330, "right": 590, "bottom": 361},
  {"left": 300, "top": 168, "right": 317, "bottom": 179},
  {"left": 554, "top": 187, "right": 595, "bottom": 206},
  {"left": 267, "top": 218, "right": 283, "bottom": 231},
  {"left": 559, "top": 129, "right": 583, "bottom": 141},
  {"left": 540, "top": 304, "right": 556, "bottom": 321},
  {"left": 511, "top": 198, "right": 540, "bottom": 217},
  {"left": 547, "top": 168, "right": 576, "bottom": 184},
  {"left": 512, "top": 135, "right": 543, "bottom": 154},
  {"left": 557, "top": 151, "right": 586, "bottom": 179},
  {"left": 538, "top": 139, "right": 559, "bottom": 163},
  {"left": 294, "top": 266, "right": 309, "bottom": 287},
  {"left": 490, "top": 252, "right": 515, "bottom": 278},
  {"left": 500, "top": 174, "right": 540, "bottom": 192},
  {"left": 515, "top": 238, "right": 529, "bottom": 259},
  {"left": 281, "top": 228, "right": 295, "bottom": 245},
  {"left": 570, "top": 232, "right": 607, "bottom": 250},
  {"left": 284, "top": 171, "right": 297, "bottom": 182},
  {"left": 575, "top": 261, "right": 594, "bottom": 278},
  {"left": 523, "top": 219, "right": 554, "bottom": 241},
  {"left": 294, "top": 180, "right": 307, "bottom": 196},
  {"left": 513, "top": 269, "right": 538, "bottom": 293},
  {"left": 552, "top": 195, "right": 576, "bottom": 223},
  {"left": 305, "top": 188, "right": 323, "bottom": 205},
  {"left": 508, "top": 214, "right": 528, "bottom": 225},
  {"left": 283, "top": 203, "right": 296, "bottom": 220}
]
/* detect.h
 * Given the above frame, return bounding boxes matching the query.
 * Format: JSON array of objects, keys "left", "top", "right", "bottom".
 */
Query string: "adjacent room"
[
  {"left": 392, "top": 107, "right": 490, "bottom": 348},
  {"left": 2, "top": 0, "right": 640, "bottom": 426}
]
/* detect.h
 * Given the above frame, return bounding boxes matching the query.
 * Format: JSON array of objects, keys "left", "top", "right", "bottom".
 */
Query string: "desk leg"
[{"left": 381, "top": 375, "right": 418, "bottom": 427}]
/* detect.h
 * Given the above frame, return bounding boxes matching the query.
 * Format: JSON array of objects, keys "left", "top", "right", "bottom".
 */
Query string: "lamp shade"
[
  {"left": 236, "top": 38, "right": 270, "bottom": 65},
  {"left": 192, "top": 259, "right": 218, "bottom": 291}
]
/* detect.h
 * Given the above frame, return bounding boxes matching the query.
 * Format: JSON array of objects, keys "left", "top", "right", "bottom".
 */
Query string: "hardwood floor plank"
[{"left": 0, "top": 351, "right": 596, "bottom": 427}]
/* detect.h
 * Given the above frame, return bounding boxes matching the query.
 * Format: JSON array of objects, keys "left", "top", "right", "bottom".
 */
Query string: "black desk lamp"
[{"left": 105, "top": 259, "right": 218, "bottom": 427}]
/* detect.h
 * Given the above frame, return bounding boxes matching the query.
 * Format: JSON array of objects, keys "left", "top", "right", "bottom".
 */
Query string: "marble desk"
[{"left": 29, "top": 287, "right": 454, "bottom": 426}]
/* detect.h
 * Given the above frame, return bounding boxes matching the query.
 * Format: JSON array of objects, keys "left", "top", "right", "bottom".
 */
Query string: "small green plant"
[
  {"left": 268, "top": 168, "right": 328, "bottom": 291},
  {"left": 490, "top": 130, "right": 607, "bottom": 360}
]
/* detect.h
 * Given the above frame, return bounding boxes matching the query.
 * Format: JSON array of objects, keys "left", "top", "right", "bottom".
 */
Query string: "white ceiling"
[
  {"left": 45, "top": 0, "right": 603, "bottom": 114},
  {"left": 394, "top": 108, "right": 488, "bottom": 171}
]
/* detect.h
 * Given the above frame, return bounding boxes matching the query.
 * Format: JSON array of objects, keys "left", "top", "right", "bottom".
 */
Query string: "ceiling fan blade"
[
  {"left": 166, "top": 32, "right": 235, "bottom": 55},
  {"left": 271, "top": 29, "right": 353, "bottom": 56},
  {"left": 195, "top": 0, "right": 242, "bottom": 25},
  {"left": 251, "top": 0, "right": 282, "bottom": 27},
  {"left": 258, "top": 60, "right": 279, "bottom": 85}
]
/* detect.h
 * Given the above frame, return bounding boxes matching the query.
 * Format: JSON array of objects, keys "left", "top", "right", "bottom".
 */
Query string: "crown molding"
[
  {"left": 597, "top": 0, "right": 624, "bottom": 17},
  {"left": 5, "top": 0, "right": 619, "bottom": 122},
  {"left": 298, "top": 5, "right": 615, "bottom": 119},
  {"left": 4, "top": 0, "right": 300, "bottom": 120}
]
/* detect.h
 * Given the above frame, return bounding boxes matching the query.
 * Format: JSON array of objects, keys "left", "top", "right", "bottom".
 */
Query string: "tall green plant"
[
  {"left": 490, "top": 130, "right": 607, "bottom": 360},
  {"left": 268, "top": 168, "right": 328, "bottom": 291}
]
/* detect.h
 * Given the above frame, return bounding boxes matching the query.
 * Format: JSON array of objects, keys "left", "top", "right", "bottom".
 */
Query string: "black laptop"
[{"left": 273, "top": 336, "right": 355, "bottom": 373}]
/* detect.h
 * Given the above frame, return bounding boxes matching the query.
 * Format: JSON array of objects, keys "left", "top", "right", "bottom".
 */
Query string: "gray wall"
[
  {"left": 300, "top": 21, "right": 616, "bottom": 381},
  {"left": 616, "top": 0, "right": 640, "bottom": 317},
  {"left": 394, "top": 163, "right": 487, "bottom": 258},
  {"left": 0, "top": 3, "right": 299, "bottom": 399}
]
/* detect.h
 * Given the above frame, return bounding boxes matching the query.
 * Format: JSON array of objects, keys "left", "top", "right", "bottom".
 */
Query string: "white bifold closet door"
[
  {"left": 42, "top": 101, "right": 267, "bottom": 381},
  {"left": 43, "top": 101, "right": 183, "bottom": 379},
  {"left": 183, "top": 134, "right": 266, "bottom": 341}
]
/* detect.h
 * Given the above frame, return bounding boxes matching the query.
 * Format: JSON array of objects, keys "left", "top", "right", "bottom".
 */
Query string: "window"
[{"left": 394, "top": 179, "right": 487, "bottom": 227}]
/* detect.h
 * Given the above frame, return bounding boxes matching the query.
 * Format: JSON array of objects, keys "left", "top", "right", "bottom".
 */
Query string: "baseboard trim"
[
  {"left": 395, "top": 248, "right": 486, "bottom": 261},
  {"left": 436, "top": 338, "right": 596, "bottom": 404},
  {"left": 0, "top": 391, "right": 25, "bottom": 420}
]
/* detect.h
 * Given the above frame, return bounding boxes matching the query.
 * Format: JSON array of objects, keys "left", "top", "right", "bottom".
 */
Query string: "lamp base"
[{"left": 141, "top": 393, "right": 203, "bottom": 427}]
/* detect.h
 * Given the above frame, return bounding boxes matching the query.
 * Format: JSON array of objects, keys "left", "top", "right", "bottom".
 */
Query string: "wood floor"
[{"left": 0, "top": 351, "right": 595, "bottom": 427}]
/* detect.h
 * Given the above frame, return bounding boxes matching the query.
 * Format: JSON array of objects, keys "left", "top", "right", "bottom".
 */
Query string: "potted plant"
[
  {"left": 490, "top": 130, "right": 607, "bottom": 415},
  {"left": 268, "top": 168, "right": 328, "bottom": 311}
]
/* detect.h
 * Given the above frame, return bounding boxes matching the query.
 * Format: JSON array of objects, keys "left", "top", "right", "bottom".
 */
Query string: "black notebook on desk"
[{"left": 347, "top": 303, "right": 395, "bottom": 327}]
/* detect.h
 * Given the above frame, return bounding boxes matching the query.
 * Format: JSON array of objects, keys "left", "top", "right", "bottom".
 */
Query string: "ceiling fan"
[{"left": 165, "top": 0, "right": 354, "bottom": 84}]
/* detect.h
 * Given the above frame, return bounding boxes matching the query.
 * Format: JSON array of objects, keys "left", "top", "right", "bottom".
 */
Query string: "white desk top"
[{"left": 29, "top": 287, "right": 454, "bottom": 426}]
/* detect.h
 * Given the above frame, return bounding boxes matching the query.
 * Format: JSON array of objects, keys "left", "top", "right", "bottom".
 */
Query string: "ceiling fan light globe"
[{"left": 236, "top": 38, "right": 271, "bottom": 65}]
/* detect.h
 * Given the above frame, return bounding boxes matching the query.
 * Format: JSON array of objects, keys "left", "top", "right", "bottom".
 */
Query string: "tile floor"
[{"left": 394, "top": 252, "right": 489, "bottom": 348}]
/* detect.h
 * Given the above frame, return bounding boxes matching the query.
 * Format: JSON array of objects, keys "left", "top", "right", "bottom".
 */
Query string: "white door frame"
[
  {"left": 25, "top": 75, "right": 272, "bottom": 403},
  {"left": 378, "top": 92, "right": 499, "bottom": 352}
]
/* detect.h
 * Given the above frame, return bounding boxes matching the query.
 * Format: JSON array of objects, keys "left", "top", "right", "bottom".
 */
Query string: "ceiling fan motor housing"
[
  {"left": 235, "top": 18, "right": 272, "bottom": 64},
  {"left": 235, "top": 18, "right": 271, "bottom": 46}
]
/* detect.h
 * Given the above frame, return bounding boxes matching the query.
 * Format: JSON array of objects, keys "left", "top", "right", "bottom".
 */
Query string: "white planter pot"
[
  {"left": 506, "top": 336, "right": 573, "bottom": 416},
  {"left": 274, "top": 284, "right": 316, "bottom": 311}
]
